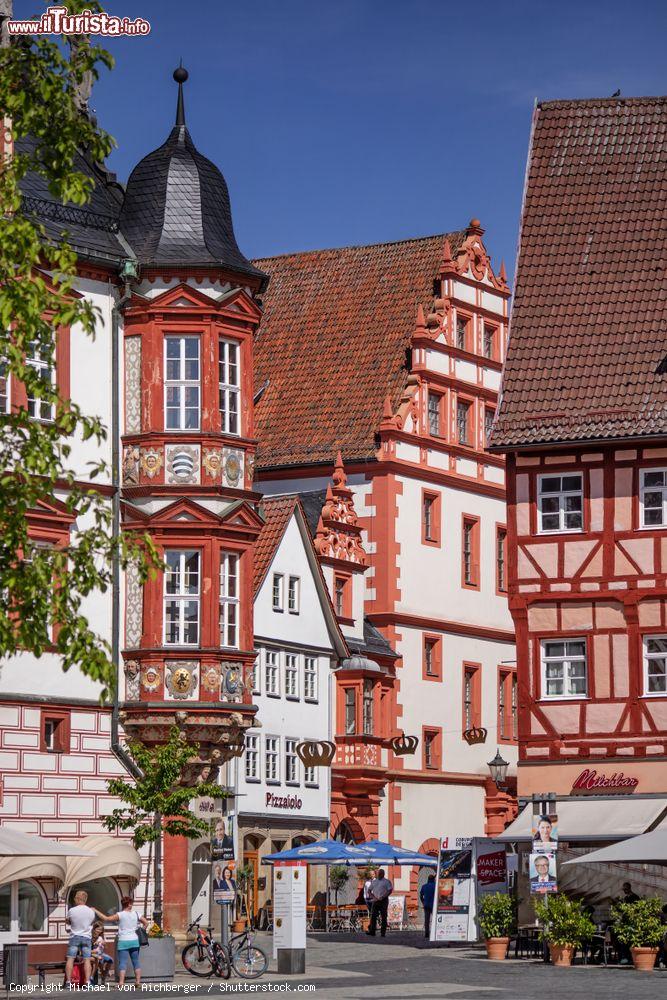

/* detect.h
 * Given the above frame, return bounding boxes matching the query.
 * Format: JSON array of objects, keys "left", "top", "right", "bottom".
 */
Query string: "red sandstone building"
[{"left": 491, "top": 97, "right": 667, "bottom": 880}]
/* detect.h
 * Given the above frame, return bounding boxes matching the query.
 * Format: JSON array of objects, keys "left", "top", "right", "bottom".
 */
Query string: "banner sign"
[
  {"left": 210, "top": 817, "right": 235, "bottom": 862},
  {"left": 212, "top": 860, "right": 237, "bottom": 906},
  {"left": 530, "top": 806, "right": 558, "bottom": 895},
  {"left": 387, "top": 894, "right": 406, "bottom": 929},
  {"left": 431, "top": 836, "right": 508, "bottom": 943}
]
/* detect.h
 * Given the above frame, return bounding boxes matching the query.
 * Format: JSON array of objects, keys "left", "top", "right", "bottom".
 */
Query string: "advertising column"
[{"left": 431, "top": 836, "right": 474, "bottom": 942}]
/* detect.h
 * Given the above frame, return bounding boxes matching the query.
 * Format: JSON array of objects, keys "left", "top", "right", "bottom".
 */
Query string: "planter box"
[{"left": 115, "top": 936, "right": 176, "bottom": 983}]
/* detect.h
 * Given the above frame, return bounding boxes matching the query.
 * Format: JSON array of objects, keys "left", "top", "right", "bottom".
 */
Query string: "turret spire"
[{"left": 173, "top": 62, "right": 188, "bottom": 127}]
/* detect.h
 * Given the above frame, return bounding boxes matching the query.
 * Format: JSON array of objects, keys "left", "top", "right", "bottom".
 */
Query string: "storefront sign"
[
  {"left": 476, "top": 849, "right": 506, "bottom": 887},
  {"left": 571, "top": 769, "right": 639, "bottom": 795},
  {"left": 266, "top": 792, "right": 303, "bottom": 810}
]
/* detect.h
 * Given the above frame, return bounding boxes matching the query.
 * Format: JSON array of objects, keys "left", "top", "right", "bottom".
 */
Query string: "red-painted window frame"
[
  {"left": 422, "top": 726, "right": 442, "bottom": 770},
  {"left": 40, "top": 708, "right": 70, "bottom": 753},
  {"left": 461, "top": 514, "right": 480, "bottom": 590},
  {"left": 462, "top": 662, "right": 481, "bottom": 733},
  {"left": 333, "top": 572, "right": 352, "bottom": 619},
  {"left": 422, "top": 634, "right": 442, "bottom": 682},
  {"left": 422, "top": 489, "right": 441, "bottom": 546},
  {"left": 495, "top": 523, "right": 508, "bottom": 594},
  {"left": 497, "top": 667, "right": 517, "bottom": 743}
]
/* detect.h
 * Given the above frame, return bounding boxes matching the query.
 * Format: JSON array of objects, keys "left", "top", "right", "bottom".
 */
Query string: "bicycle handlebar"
[{"left": 186, "top": 914, "right": 204, "bottom": 932}]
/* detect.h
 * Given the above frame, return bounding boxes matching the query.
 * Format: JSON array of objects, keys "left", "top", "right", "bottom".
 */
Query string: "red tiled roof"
[
  {"left": 253, "top": 232, "right": 465, "bottom": 468},
  {"left": 492, "top": 97, "right": 667, "bottom": 449},
  {"left": 253, "top": 495, "right": 297, "bottom": 595}
]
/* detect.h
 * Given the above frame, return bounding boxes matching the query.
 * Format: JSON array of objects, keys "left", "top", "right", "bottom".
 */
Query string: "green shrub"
[
  {"left": 611, "top": 897, "right": 664, "bottom": 949},
  {"left": 533, "top": 893, "right": 595, "bottom": 947},
  {"left": 478, "top": 893, "right": 515, "bottom": 938},
  {"left": 329, "top": 865, "right": 350, "bottom": 905}
]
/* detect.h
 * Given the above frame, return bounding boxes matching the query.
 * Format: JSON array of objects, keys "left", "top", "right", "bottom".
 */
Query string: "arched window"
[
  {"left": 18, "top": 880, "right": 47, "bottom": 933},
  {"left": 68, "top": 879, "right": 120, "bottom": 916},
  {"left": 333, "top": 822, "right": 356, "bottom": 844}
]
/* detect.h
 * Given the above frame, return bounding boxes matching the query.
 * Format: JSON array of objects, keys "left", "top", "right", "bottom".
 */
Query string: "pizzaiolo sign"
[{"left": 571, "top": 768, "right": 639, "bottom": 795}]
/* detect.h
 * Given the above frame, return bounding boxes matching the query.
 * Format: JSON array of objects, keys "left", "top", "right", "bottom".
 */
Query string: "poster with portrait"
[
  {"left": 433, "top": 838, "right": 474, "bottom": 942},
  {"left": 529, "top": 852, "right": 557, "bottom": 894},
  {"left": 531, "top": 812, "right": 558, "bottom": 851},
  {"left": 212, "top": 859, "right": 237, "bottom": 905},
  {"left": 210, "top": 816, "right": 235, "bottom": 861}
]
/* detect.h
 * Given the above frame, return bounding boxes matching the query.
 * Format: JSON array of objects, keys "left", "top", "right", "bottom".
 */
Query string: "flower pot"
[
  {"left": 232, "top": 919, "right": 246, "bottom": 933},
  {"left": 631, "top": 946, "right": 659, "bottom": 971},
  {"left": 549, "top": 943, "right": 574, "bottom": 967},
  {"left": 485, "top": 937, "right": 510, "bottom": 960}
]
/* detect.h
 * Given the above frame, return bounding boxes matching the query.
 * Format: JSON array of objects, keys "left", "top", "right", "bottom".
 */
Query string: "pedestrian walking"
[
  {"left": 105, "top": 895, "right": 149, "bottom": 986},
  {"left": 366, "top": 868, "right": 393, "bottom": 937},
  {"left": 420, "top": 874, "right": 436, "bottom": 939}
]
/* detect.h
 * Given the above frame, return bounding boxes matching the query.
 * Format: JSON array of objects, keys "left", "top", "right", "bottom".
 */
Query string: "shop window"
[
  {"left": 462, "top": 664, "right": 481, "bottom": 731},
  {"left": 41, "top": 709, "right": 70, "bottom": 753},
  {"left": 219, "top": 338, "right": 240, "bottom": 435},
  {"left": 272, "top": 573, "right": 284, "bottom": 611},
  {"left": 288, "top": 576, "right": 300, "bottom": 614},
  {"left": 344, "top": 687, "right": 356, "bottom": 735},
  {"left": 422, "top": 490, "right": 441, "bottom": 545},
  {"left": 540, "top": 639, "right": 587, "bottom": 699},
  {"left": 457, "top": 399, "right": 472, "bottom": 446},
  {"left": 164, "top": 549, "right": 200, "bottom": 646},
  {"left": 423, "top": 635, "right": 442, "bottom": 681},
  {"left": 640, "top": 468, "right": 667, "bottom": 527},
  {"left": 164, "top": 335, "right": 200, "bottom": 431},
  {"left": 498, "top": 670, "right": 517, "bottom": 742},
  {"left": 334, "top": 574, "right": 351, "bottom": 618},
  {"left": 462, "top": 515, "right": 480, "bottom": 589},
  {"left": 219, "top": 552, "right": 239, "bottom": 648},
  {"left": 18, "top": 881, "right": 47, "bottom": 933},
  {"left": 537, "top": 474, "right": 583, "bottom": 533},
  {"left": 422, "top": 728, "right": 442, "bottom": 770},
  {"left": 67, "top": 879, "right": 119, "bottom": 916},
  {"left": 496, "top": 526, "right": 507, "bottom": 593},
  {"left": 285, "top": 653, "right": 299, "bottom": 699},
  {"left": 643, "top": 635, "right": 667, "bottom": 695},
  {"left": 427, "top": 392, "right": 441, "bottom": 436}
]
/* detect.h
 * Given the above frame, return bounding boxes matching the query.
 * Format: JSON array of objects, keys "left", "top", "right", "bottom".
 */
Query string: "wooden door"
[{"left": 244, "top": 850, "right": 259, "bottom": 916}]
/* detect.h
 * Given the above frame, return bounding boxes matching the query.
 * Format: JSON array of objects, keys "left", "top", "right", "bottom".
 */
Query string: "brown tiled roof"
[
  {"left": 253, "top": 232, "right": 465, "bottom": 468},
  {"left": 253, "top": 495, "right": 297, "bottom": 595},
  {"left": 492, "top": 97, "right": 667, "bottom": 449}
]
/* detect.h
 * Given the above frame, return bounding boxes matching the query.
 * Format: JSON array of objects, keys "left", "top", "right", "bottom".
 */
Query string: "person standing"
[
  {"left": 366, "top": 869, "right": 393, "bottom": 938},
  {"left": 420, "top": 874, "right": 436, "bottom": 939},
  {"left": 65, "top": 890, "right": 98, "bottom": 986},
  {"left": 363, "top": 870, "right": 375, "bottom": 920},
  {"left": 105, "top": 895, "right": 149, "bottom": 987}
]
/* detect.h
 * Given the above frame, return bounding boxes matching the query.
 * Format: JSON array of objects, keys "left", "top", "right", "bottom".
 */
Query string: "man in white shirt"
[
  {"left": 65, "top": 890, "right": 99, "bottom": 985},
  {"left": 363, "top": 871, "right": 375, "bottom": 919},
  {"left": 366, "top": 869, "right": 393, "bottom": 937}
]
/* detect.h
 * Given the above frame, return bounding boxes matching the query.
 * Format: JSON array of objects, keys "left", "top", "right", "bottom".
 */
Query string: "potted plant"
[
  {"left": 478, "top": 892, "right": 515, "bottom": 960},
  {"left": 534, "top": 893, "right": 595, "bottom": 966},
  {"left": 329, "top": 865, "right": 350, "bottom": 907},
  {"left": 234, "top": 864, "right": 254, "bottom": 932},
  {"left": 611, "top": 897, "right": 664, "bottom": 971}
]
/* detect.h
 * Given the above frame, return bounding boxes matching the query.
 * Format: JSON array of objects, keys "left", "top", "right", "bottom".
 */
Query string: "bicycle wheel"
[
  {"left": 211, "top": 941, "right": 231, "bottom": 979},
  {"left": 231, "top": 941, "right": 268, "bottom": 979},
  {"left": 181, "top": 942, "right": 214, "bottom": 977}
]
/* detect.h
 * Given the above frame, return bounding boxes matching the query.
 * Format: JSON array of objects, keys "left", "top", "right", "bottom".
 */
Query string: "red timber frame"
[{"left": 505, "top": 445, "right": 667, "bottom": 792}]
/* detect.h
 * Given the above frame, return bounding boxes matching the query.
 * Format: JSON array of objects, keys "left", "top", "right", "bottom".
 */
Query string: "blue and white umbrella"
[
  {"left": 263, "top": 839, "right": 358, "bottom": 865},
  {"left": 353, "top": 840, "right": 438, "bottom": 866}
]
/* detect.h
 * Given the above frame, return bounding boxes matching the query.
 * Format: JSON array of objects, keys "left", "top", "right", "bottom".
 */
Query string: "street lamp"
[{"left": 487, "top": 749, "right": 509, "bottom": 789}]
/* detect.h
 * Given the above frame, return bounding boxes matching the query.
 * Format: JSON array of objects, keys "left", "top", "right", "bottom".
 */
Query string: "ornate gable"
[{"left": 314, "top": 453, "right": 367, "bottom": 567}]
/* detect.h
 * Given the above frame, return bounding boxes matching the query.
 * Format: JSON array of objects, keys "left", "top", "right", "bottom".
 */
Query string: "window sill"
[
  {"left": 538, "top": 696, "right": 589, "bottom": 703},
  {"left": 304, "top": 697, "right": 319, "bottom": 705},
  {"left": 245, "top": 777, "right": 261, "bottom": 784},
  {"left": 288, "top": 610, "right": 300, "bottom": 616},
  {"left": 272, "top": 608, "right": 284, "bottom": 614},
  {"left": 285, "top": 782, "right": 300, "bottom": 788},
  {"left": 423, "top": 672, "right": 442, "bottom": 683},
  {"left": 641, "top": 693, "right": 667, "bottom": 699},
  {"left": 285, "top": 695, "right": 300, "bottom": 702},
  {"left": 266, "top": 692, "right": 280, "bottom": 699},
  {"left": 536, "top": 529, "right": 585, "bottom": 536},
  {"left": 265, "top": 780, "right": 280, "bottom": 786},
  {"left": 304, "top": 783, "right": 319, "bottom": 789}
]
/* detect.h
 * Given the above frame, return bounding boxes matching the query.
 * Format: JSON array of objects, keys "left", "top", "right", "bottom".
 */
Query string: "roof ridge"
[
  {"left": 253, "top": 229, "right": 465, "bottom": 264},
  {"left": 539, "top": 95, "right": 667, "bottom": 109}
]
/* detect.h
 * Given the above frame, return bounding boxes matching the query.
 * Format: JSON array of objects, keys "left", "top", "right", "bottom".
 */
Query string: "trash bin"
[{"left": 3, "top": 943, "right": 28, "bottom": 988}]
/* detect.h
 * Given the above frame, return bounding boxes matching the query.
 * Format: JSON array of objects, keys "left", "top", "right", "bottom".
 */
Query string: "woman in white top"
[{"left": 105, "top": 895, "right": 149, "bottom": 986}]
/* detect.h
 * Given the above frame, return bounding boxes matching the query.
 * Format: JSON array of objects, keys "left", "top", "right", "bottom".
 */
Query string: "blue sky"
[{"left": 17, "top": 0, "right": 667, "bottom": 278}]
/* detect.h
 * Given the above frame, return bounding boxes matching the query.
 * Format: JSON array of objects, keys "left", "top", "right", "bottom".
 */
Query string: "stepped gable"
[{"left": 491, "top": 97, "right": 667, "bottom": 449}]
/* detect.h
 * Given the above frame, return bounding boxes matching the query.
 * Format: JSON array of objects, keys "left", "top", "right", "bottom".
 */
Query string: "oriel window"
[
  {"left": 165, "top": 336, "right": 200, "bottom": 430},
  {"left": 164, "top": 550, "right": 200, "bottom": 646},
  {"left": 219, "top": 339, "right": 240, "bottom": 435}
]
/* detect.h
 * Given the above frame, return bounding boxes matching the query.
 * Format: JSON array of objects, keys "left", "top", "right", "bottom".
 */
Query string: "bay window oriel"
[
  {"left": 219, "top": 552, "right": 239, "bottom": 648},
  {"left": 164, "top": 335, "right": 200, "bottom": 430},
  {"left": 164, "top": 549, "right": 200, "bottom": 646},
  {"left": 219, "top": 338, "right": 240, "bottom": 434}
]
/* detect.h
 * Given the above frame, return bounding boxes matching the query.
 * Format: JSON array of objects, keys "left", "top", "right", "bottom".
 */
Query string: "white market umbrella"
[
  {"left": 0, "top": 827, "right": 94, "bottom": 858},
  {"left": 563, "top": 828, "right": 667, "bottom": 867}
]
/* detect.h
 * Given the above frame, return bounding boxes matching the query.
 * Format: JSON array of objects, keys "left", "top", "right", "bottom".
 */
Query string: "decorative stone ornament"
[
  {"left": 122, "top": 445, "right": 140, "bottom": 485},
  {"left": 202, "top": 447, "right": 223, "bottom": 480},
  {"left": 222, "top": 448, "right": 244, "bottom": 489},
  {"left": 124, "top": 660, "right": 140, "bottom": 700},
  {"left": 166, "top": 444, "right": 201, "bottom": 484},
  {"left": 165, "top": 660, "right": 198, "bottom": 699},
  {"left": 296, "top": 740, "right": 336, "bottom": 768},
  {"left": 201, "top": 663, "right": 221, "bottom": 694},
  {"left": 463, "top": 725, "right": 488, "bottom": 745},
  {"left": 221, "top": 662, "right": 244, "bottom": 700},
  {"left": 125, "top": 563, "right": 143, "bottom": 648},
  {"left": 124, "top": 337, "right": 142, "bottom": 434},
  {"left": 139, "top": 446, "right": 163, "bottom": 479},
  {"left": 387, "top": 733, "right": 419, "bottom": 756},
  {"left": 140, "top": 662, "right": 163, "bottom": 693}
]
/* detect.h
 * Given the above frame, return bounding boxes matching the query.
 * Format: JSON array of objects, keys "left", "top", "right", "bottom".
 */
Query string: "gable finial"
[{"left": 173, "top": 61, "right": 188, "bottom": 127}]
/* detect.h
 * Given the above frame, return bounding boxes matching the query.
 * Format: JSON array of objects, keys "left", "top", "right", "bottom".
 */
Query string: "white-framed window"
[
  {"left": 219, "top": 552, "right": 239, "bottom": 648},
  {"left": 164, "top": 550, "right": 200, "bottom": 646},
  {"left": 640, "top": 469, "right": 667, "bottom": 528},
  {"left": 245, "top": 733, "right": 259, "bottom": 781},
  {"left": 285, "top": 738, "right": 299, "bottom": 785},
  {"left": 219, "top": 338, "right": 240, "bottom": 435},
  {"left": 265, "top": 736, "right": 280, "bottom": 783},
  {"left": 272, "top": 573, "right": 284, "bottom": 612},
  {"left": 285, "top": 653, "right": 299, "bottom": 699},
  {"left": 0, "top": 357, "right": 10, "bottom": 413},
  {"left": 304, "top": 656, "right": 318, "bottom": 702},
  {"left": 304, "top": 761, "right": 318, "bottom": 787},
  {"left": 165, "top": 335, "right": 200, "bottom": 430},
  {"left": 27, "top": 342, "right": 55, "bottom": 421},
  {"left": 251, "top": 653, "right": 260, "bottom": 695},
  {"left": 538, "top": 474, "right": 583, "bottom": 533},
  {"left": 643, "top": 636, "right": 667, "bottom": 695},
  {"left": 541, "top": 639, "right": 587, "bottom": 699},
  {"left": 288, "top": 576, "right": 300, "bottom": 614},
  {"left": 265, "top": 650, "right": 280, "bottom": 696}
]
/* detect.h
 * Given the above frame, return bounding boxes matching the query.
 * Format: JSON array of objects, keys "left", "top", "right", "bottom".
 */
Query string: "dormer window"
[
  {"left": 334, "top": 573, "right": 351, "bottom": 618},
  {"left": 165, "top": 335, "right": 200, "bottom": 430},
  {"left": 219, "top": 339, "right": 240, "bottom": 435}
]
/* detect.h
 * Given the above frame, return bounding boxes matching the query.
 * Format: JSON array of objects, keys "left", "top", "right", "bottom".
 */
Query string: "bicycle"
[
  {"left": 219, "top": 922, "right": 268, "bottom": 979},
  {"left": 181, "top": 916, "right": 230, "bottom": 979}
]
